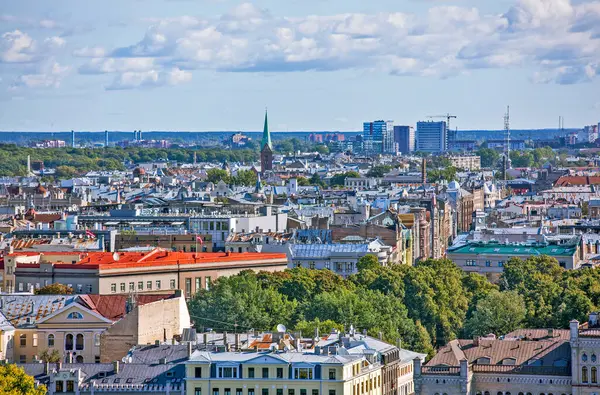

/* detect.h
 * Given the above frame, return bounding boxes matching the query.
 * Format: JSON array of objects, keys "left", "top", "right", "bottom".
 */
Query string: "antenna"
[{"left": 504, "top": 105, "right": 511, "bottom": 179}]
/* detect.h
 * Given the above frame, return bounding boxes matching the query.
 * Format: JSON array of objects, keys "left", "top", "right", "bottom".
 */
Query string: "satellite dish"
[
  {"left": 276, "top": 324, "right": 287, "bottom": 333},
  {"left": 113, "top": 252, "right": 120, "bottom": 261}
]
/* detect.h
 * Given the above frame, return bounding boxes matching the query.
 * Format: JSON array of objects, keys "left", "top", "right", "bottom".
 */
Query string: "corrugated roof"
[{"left": 291, "top": 244, "right": 369, "bottom": 259}]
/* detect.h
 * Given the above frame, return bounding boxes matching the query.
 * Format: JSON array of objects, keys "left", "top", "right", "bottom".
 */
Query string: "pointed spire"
[{"left": 261, "top": 108, "right": 272, "bottom": 150}]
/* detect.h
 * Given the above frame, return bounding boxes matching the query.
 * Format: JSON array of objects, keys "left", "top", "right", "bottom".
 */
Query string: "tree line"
[{"left": 188, "top": 255, "right": 600, "bottom": 357}]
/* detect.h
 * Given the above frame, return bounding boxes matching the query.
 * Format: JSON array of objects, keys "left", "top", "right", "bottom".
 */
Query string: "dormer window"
[
  {"left": 67, "top": 312, "right": 84, "bottom": 320},
  {"left": 476, "top": 357, "right": 490, "bottom": 365},
  {"left": 500, "top": 358, "right": 516, "bottom": 365}
]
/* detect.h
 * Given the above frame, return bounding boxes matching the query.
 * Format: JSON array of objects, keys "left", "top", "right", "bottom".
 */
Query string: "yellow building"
[{"left": 185, "top": 351, "right": 383, "bottom": 395}]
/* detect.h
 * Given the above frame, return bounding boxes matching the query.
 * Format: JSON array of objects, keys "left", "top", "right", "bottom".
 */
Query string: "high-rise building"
[
  {"left": 393, "top": 126, "right": 415, "bottom": 154},
  {"left": 71, "top": 130, "right": 75, "bottom": 148},
  {"left": 363, "top": 120, "right": 394, "bottom": 154},
  {"left": 416, "top": 121, "right": 447, "bottom": 153},
  {"left": 260, "top": 110, "right": 273, "bottom": 174}
]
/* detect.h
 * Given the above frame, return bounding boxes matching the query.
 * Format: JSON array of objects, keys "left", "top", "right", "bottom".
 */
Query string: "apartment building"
[
  {"left": 8, "top": 249, "right": 288, "bottom": 296},
  {"left": 414, "top": 312, "right": 600, "bottom": 394},
  {"left": 447, "top": 155, "right": 481, "bottom": 171}
]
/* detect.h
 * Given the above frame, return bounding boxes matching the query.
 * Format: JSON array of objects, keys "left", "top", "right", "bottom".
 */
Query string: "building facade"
[
  {"left": 363, "top": 121, "right": 394, "bottom": 154},
  {"left": 393, "top": 126, "right": 415, "bottom": 154},
  {"left": 416, "top": 122, "right": 447, "bottom": 153},
  {"left": 447, "top": 156, "right": 481, "bottom": 171}
]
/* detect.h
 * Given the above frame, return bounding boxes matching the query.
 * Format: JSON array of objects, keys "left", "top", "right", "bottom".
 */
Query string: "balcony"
[
  {"left": 471, "top": 364, "right": 571, "bottom": 376},
  {"left": 421, "top": 366, "right": 461, "bottom": 376}
]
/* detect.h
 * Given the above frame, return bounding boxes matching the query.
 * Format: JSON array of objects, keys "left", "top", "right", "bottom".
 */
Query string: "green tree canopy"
[
  {"left": 356, "top": 255, "right": 380, "bottom": 272},
  {"left": 476, "top": 148, "right": 500, "bottom": 168},
  {"left": 34, "top": 283, "right": 73, "bottom": 295},
  {"left": 0, "top": 364, "right": 46, "bottom": 395},
  {"left": 464, "top": 290, "right": 526, "bottom": 337},
  {"left": 366, "top": 165, "right": 392, "bottom": 178},
  {"left": 330, "top": 171, "right": 361, "bottom": 186},
  {"left": 206, "top": 168, "right": 231, "bottom": 184},
  {"left": 232, "top": 169, "right": 257, "bottom": 186}
]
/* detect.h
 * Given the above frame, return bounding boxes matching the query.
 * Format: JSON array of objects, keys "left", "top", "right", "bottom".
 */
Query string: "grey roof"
[
  {"left": 188, "top": 351, "right": 363, "bottom": 365},
  {"left": 0, "top": 295, "right": 79, "bottom": 328},
  {"left": 20, "top": 363, "right": 185, "bottom": 388},
  {"left": 125, "top": 344, "right": 190, "bottom": 365},
  {"left": 291, "top": 243, "right": 369, "bottom": 259}
]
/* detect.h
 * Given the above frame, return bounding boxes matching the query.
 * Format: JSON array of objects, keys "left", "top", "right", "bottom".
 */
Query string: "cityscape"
[{"left": 2, "top": 0, "right": 600, "bottom": 395}]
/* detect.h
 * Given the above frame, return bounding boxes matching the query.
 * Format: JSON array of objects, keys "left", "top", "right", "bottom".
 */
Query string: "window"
[
  {"left": 19, "top": 334, "right": 26, "bottom": 347},
  {"left": 48, "top": 334, "right": 55, "bottom": 347},
  {"left": 593, "top": 367, "right": 598, "bottom": 384},
  {"left": 110, "top": 284, "right": 116, "bottom": 293},
  {"left": 583, "top": 353, "right": 589, "bottom": 362},
  {"left": 94, "top": 333, "right": 101, "bottom": 346},
  {"left": 65, "top": 334, "right": 74, "bottom": 350},
  {"left": 466, "top": 260, "right": 476, "bottom": 266},
  {"left": 195, "top": 367, "right": 202, "bottom": 378},
  {"left": 32, "top": 333, "right": 38, "bottom": 347},
  {"left": 196, "top": 277, "right": 202, "bottom": 292},
  {"left": 77, "top": 284, "right": 83, "bottom": 293},
  {"left": 129, "top": 282, "right": 134, "bottom": 291},
  {"left": 218, "top": 367, "right": 238, "bottom": 378},
  {"left": 67, "top": 312, "right": 84, "bottom": 320},
  {"left": 248, "top": 368, "right": 255, "bottom": 378},
  {"left": 147, "top": 281, "right": 152, "bottom": 290},
  {"left": 138, "top": 281, "right": 143, "bottom": 291},
  {"left": 249, "top": 390, "right": 254, "bottom": 395},
  {"left": 170, "top": 279, "right": 176, "bottom": 289},
  {"left": 206, "top": 277, "right": 211, "bottom": 290},
  {"left": 300, "top": 390, "right": 306, "bottom": 395},
  {"left": 76, "top": 355, "right": 84, "bottom": 363},
  {"left": 309, "top": 262, "right": 316, "bottom": 269},
  {"left": 76, "top": 333, "right": 84, "bottom": 350},
  {"left": 312, "top": 391, "right": 318, "bottom": 395},
  {"left": 237, "top": 389, "right": 243, "bottom": 395},
  {"left": 498, "top": 261, "right": 504, "bottom": 267},
  {"left": 19, "top": 355, "right": 26, "bottom": 363},
  {"left": 325, "top": 262, "right": 331, "bottom": 270},
  {"left": 66, "top": 381, "right": 75, "bottom": 392},
  {"left": 288, "top": 390, "right": 295, "bottom": 395},
  {"left": 156, "top": 280, "right": 161, "bottom": 290},
  {"left": 225, "top": 389, "right": 231, "bottom": 395},
  {"left": 195, "top": 388, "right": 202, "bottom": 395},
  {"left": 593, "top": 354, "right": 597, "bottom": 363},
  {"left": 185, "top": 278, "right": 192, "bottom": 297},
  {"left": 294, "top": 368, "right": 313, "bottom": 379},
  {"left": 87, "top": 284, "right": 93, "bottom": 293},
  {"left": 214, "top": 389, "right": 220, "bottom": 395},
  {"left": 583, "top": 366, "right": 589, "bottom": 383},
  {"left": 485, "top": 260, "right": 491, "bottom": 267},
  {"left": 328, "top": 391, "right": 335, "bottom": 395},
  {"left": 329, "top": 369, "right": 336, "bottom": 380},
  {"left": 277, "top": 368, "right": 283, "bottom": 378},
  {"left": 120, "top": 283, "right": 125, "bottom": 292},
  {"left": 56, "top": 381, "right": 64, "bottom": 392},
  {"left": 262, "top": 390, "right": 268, "bottom": 395},
  {"left": 95, "top": 356, "right": 100, "bottom": 363},
  {"left": 277, "top": 391, "right": 283, "bottom": 395},
  {"left": 262, "top": 367, "right": 269, "bottom": 378}
]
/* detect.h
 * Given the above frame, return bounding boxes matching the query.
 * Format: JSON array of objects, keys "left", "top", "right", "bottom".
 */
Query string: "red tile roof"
[
  {"left": 79, "top": 293, "right": 176, "bottom": 321},
  {"left": 555, "top": 176, "right": 600, "bottom": 186}
]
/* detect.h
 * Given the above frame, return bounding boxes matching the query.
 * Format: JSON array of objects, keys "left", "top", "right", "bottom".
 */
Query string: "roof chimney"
[
  {"left": 187, "top": 342, "right": 193, "bottom": 358},
  {"left": 113, "top": 361, "right": 120, "bottom": 374},
  {"left": 473, "top": 336, "right": 480, "bottom": 347}
]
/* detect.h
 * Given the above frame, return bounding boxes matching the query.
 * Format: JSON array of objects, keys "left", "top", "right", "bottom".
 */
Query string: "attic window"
[
  {"left": 476, "top": 357, "right": 490, "bottom": 365},
  {"left": 67, "top": 312, "right": 84, "bottom": 320},
  {"left": 166, "top": 372, "right": 174, "bottom": 377},
  {"left": 126, "top": 378, "right": 133, "bottom": 384},
  {"left": 114, "top": 379, "right": 120, "bottom": 384},
  {"left": 101, "top": 379, "right": 108, "bottom": 384},
  {"left": 500, "top": 358, "right": 516, "bottom": 365}
]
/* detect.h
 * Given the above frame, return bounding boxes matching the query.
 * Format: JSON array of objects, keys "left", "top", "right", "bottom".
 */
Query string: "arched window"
[
  {"left": 47, "top": 334, "right": 55, "bottom": 347},
  {"left": 583, "top": 366, "right": 589, "bottom": 383},
  {"left": 592, "top": 367, "right": 598, "bottom": 383},
  {"left": 506, "top": 392, "right": 511, "bottom": 395},
  {"left": 497, "top": 392, "right": 503, "bottom": 395},
  {"left": 519, "top": 393, "right": 524, "bottom": 395},
  {"left": 484, "top": 392, "right": 490, "bottom": 395},
  {"left": 593, "top": 354, "right": 598, "bottom": 363},
  {"left": 67, "top": 312, "right": 84, "bottom": 320},
  {"left": 582, "top": 353, "right": 588, "bottom": 362},
  {"left": 65, "top": 334, "right": 74, "bottom": 350},
  {"left": 94, "top": 333, "right": 101, "bottom": 347},
  {"left": 76, "top": 334, "right": 84, "bottom": 350},
  {"left": 75, "top": 355, "right": 84, "bottom": 363}
]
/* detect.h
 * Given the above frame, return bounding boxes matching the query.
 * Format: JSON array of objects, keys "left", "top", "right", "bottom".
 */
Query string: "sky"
[{"left": 0, "top": 0, "right": 599, "bottom": 132}]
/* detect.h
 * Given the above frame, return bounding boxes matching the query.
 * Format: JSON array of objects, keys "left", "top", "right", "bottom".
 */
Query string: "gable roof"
[{"left": 79, "top": 294, "right": 177, "bottom": 321}]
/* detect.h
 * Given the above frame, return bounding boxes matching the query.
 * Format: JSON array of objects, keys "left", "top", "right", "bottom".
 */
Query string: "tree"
[
  {"left": 296, "top": 177, "right": 311, "bottom": 186},
  {"left": 309, "top": 173, "right": 325, "bottom": 187},
  {"left": 366, "top": 165, "right": 392, "bottom": 178},
  {"left": 232, "top": 170, "right": 257, "bottom": 186},
  {"left": 295, "top": 318, "right": 343, "bottom": 337},
  {"left": 464, "top": 290, "right": 526, "bottom": 337},
  {"left": 39, "top": 349, "right": 61, "bottom": 363},
  {"left": 34, "top": 283, "right": 73, "bottom": 295},
  {"left": 56, "top": 165, "right": 79, "bottom": 178},
  {"left": 206, "top": 168, "right": 230, "bottom": 184},
  {"left": 477, "top": 148, "right": 500, "bottom": 168},
  {"left": 0, "top": 364, "right": 46, "bottom": 395},
  {"left": 357, "top": 255, "right": 379, "bottom": 272},
  {"left": 330, "top": 171, "right": 360, "bottom": 187}
]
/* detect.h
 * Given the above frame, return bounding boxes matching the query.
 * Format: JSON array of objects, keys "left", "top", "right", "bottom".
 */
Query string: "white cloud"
[
  {"left": 73, "top": 46, "right": 106, "bottom": 58},
  {"left": 11, "top": 60, "right": 69, "bottom": 89},
  {"left": 70, "top": 0, "right": 600, "bottom": 87},
  {"left": 44, "top": 36, "right": 66, "bottom": 49},
  {"left": 0, "top": 30, "right": 36, "bottom": 62}
]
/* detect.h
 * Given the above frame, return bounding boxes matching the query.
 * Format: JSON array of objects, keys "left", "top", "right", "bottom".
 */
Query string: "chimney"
[
  {"left": 223, "top": 332, "right": 228, "bottom": 346},
  {"left": 314, "top": 328, "right": 319, "bottom": 339},
  {"left": 155, "top": 340, "right": 160, "bottom": 346},
  {"left": 396, "top": 339, "right": 402, "bottom": 350},
  {"left": 203, "top": 333, "right": 208, "bottom": 345},
  {"left": 57, "top": 361, "right": 62, "bottom": 371},
  {"left": 421, "top": 158, "right": 427, "bottom": 184},
  {"left": 378, "top": 332, "right": 383, "bottom": 341},
  {"left": 473, "top": 336, "right": 480, "bottom": 347},
  {"left": 459, "top": 359, "right": 468, "bottom": 379},
  {"left": 234, "top": 333, "right": 241, "bottom": 350},
  {"left": 413, "top": 358, "right": 421, "bottom": 377},
  {"left": 113, "top": 361, "right": 120, "bottom": 374},
  {"left": 294, "top": 335, "right": 301, "bottom": 351},
  {"left": 547, "top": 328, "right": 554, "bottom": 338},
  {"left": 362, "top": 329, "right": 367, "bottom": 336},
  {"left": 44, "top": 362, "right": 51, "bottom": 375},
  {"left": 187, "top": 342, "right": 193, "bottom": 358}
]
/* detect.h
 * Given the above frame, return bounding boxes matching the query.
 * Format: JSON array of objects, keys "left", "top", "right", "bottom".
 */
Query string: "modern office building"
[
  {"left": 363, "top": 121, "right": 394, "bottom": 154},
  {"left": 415, "top": 121, "right": 447, "bottom": 153},
  {"left": 393, "top": 126, "right": 415, "bottom": 154}
]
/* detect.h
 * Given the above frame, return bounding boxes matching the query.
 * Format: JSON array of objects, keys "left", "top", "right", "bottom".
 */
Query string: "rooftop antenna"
[{"left": 504, "top": 106, "right": 511, "bottom": 180}]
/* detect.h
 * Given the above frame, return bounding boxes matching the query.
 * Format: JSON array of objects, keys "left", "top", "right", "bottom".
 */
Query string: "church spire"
[{"left": 261, "top": 109, "right": 272, "bottom": 150}]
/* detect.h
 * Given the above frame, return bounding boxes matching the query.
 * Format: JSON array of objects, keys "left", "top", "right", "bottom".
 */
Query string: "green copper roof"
[
  {"left": 261, "top": 110, "right": 272, "bottom": 150},
  {"left": 447, "top": 241, "right": 577, "bottom": 257}
]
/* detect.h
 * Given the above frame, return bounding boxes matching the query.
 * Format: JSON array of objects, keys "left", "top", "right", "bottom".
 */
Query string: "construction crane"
[{"left": 427, "top": 113, "right": 457, "bottom": 131}]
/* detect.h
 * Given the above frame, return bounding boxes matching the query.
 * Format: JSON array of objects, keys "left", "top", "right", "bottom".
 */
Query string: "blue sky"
[{"left": 0, "top": 0, "right": 598, "bottom": 132}]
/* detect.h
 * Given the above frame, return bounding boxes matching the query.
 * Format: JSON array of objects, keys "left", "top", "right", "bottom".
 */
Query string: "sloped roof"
[{"left": 80, "top": 293, "right": 177, "bottom": 321}]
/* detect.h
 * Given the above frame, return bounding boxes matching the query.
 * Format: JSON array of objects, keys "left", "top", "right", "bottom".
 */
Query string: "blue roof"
[{"left": 291, "top": 243, "right": 369, "bottom": 258}]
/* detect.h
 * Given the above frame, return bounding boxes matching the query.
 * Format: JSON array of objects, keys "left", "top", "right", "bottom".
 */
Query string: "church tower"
[{"left": 260, "top": 109, "right": 273, "bottom": 174}]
